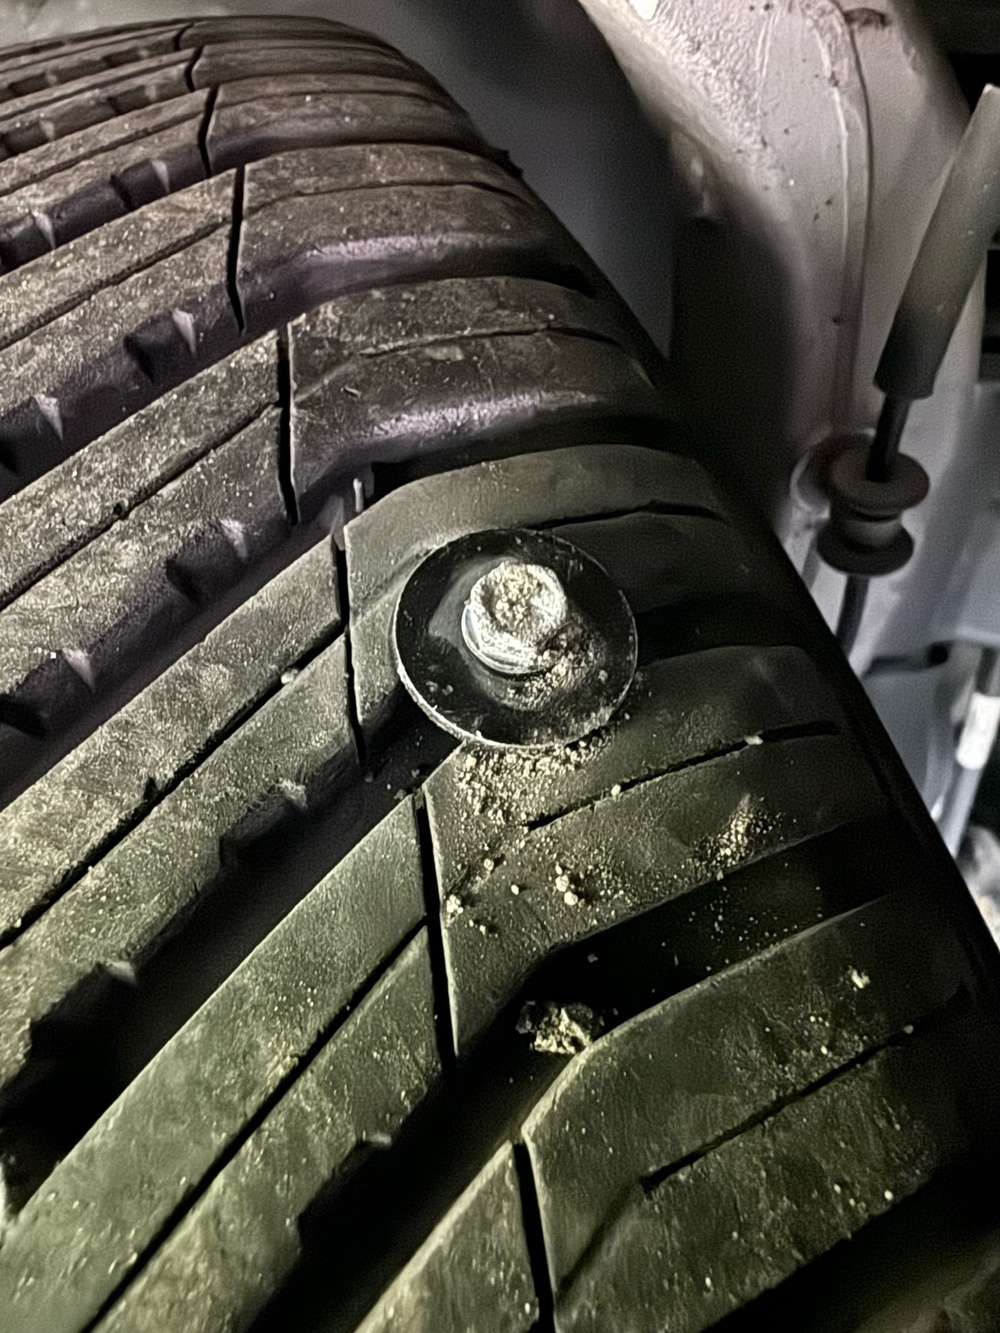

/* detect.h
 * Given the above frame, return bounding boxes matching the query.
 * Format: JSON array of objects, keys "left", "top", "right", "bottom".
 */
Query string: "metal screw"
[{"left": 461, "top": 559, "right": 571, "bottom": 676}]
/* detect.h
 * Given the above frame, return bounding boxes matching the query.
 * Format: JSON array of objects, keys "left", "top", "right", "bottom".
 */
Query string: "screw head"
[
  {"left": 461, "top": 559, "right": 571, "bottom": 676},
  {"left": 393, "top": 528, "right": 637, "bottom": 749}
]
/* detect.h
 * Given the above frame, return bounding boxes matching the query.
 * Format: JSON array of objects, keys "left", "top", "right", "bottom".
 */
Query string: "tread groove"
[
  {"left": 181, "top": 44, "right": 200, "bottom": 95},
  {"left": 0, "top": 624, "right": 341, "bottom": 951},
  {"left": 275, "top": 326, "right": 298, "bottom": 524},
  {"left": 77, "top": 918, "right": 428, "bottom": 1333},
  {"left": 226, "top": 161, "right": 246, "bottom": 332},
  {"left": 514, "top": 1142, "right": 558, "bottom": 1333},
  {"left": 296, "top": 316, "right": 643, "bottom": 400},
  {"left": 556, "top": 990, "right": 972, "bottom": 1310},
  {"left": 196, "top": 78, "right": 218, "bottom": 179},
  {"left": 0, "top": 392, "right": 279, "bottom": 614},
  {"left": 0, "top": 693, "right": 44, "bottom": 738},
  {"left": 335, "top": 546, "right": 367, "bottom": 767},
  {"left": 524, "top": 720, "right": 842, "bottom": 836},
  {"left": 415, "top": 795, "right": 457, "bottom": 1070},
  {"left": 106, "top": 171, "right": 133, "bottom": 211},
  {"left": 122, "top": 331, "right": 156, "bottom": 381}
]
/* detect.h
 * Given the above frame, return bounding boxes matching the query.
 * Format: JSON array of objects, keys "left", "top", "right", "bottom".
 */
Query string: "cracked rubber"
[{"left": 1, "top": 17, "right": 1000, "bottom": 1333}]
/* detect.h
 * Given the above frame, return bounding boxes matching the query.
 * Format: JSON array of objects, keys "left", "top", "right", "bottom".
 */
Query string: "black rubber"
[{"left": 0, "top": 17, "right": 999, "bottom": 1333}]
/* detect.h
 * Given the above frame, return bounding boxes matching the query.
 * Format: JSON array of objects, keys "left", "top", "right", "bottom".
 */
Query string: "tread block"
[
  {"left": 423, "top": 647, "right": 883, "bottom": 1050},
  {"left": 356, "top": 1145, "right": 538, "bottom": 1333},
  {"left": 0, "top": 333, "right": 278, "bottom": 608},
  {"left": 343, "top": 446, "right": 731, "bottom": 730},
  {"left": 292, "top": 328, "right": 663, "bottom": 513},
  {"left": 181, "top": 17, "right": 368, "bottom": 43},
  {"left": 288, "top": 270, "right": 632, "bottom": 382},
  {"left": 0, "top": 92, "right": 206, "bottom": 203},
  {"left": 92, "top": 932, "right": 438, "bottom": 1333},
  {"left": 191, "top": 40, "right": 432, "bottom": 91},
  {"left": 0, "top": 50, "right": 191, "bottom": 157},
  {"left": 0, "top": 26, "right": 181, "bottom": 84},
  {"left": 0, "top": 535, "right": 339, "bottom": 939},
  {"left": 0, "top": 223, "right": 235, "bottom": 488},
  {"left": 0, "top": 27, "right": 182, "bottom": 104},
  {"left": 239, "top": 183, "right": 592, "bottom": 337},
  {"left": 207, "top": 89, "right": 483, "bottom": 175},
  {"left": 552, "top": 1025, "right": 983, "bottom": 1333},
  {"left": 0, "top": 637, "right": 357, "bottom": 1102},
  {"left": 548, "top": 512, "right": 755, "bottom": 614},
  {"left": 0, "top": 799, "right": 426, "bottom": 1333},
  {"left": 0, "top": 97, "right": 208, "bottom": 266},
  {"left": 211, "top": 71, "right": 449, "bottom": 111},
  {"left": 0, "top": 171, "right": 232, "bottom": 351},
  {"left": 522, "top": 894, "right": 970, "bottom": 1295},
  {"left": 0, "top": 410, "right": 287, "bottom": 736},
  {"left": 243, "top": 143, "right": 535, "bottom": 219}
]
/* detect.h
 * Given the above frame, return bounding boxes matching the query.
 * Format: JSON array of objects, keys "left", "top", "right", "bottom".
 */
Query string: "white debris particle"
[
  {"left": 280, "top": 779, "right": 309, "bottom": 812},
  {"left": 564, "top": 890, "right": 580, "bottom": 906},
  {"left": 483, "top": 857, "right": 495, "bottom": 871},
  {"left": 611, "top": 783, "right": 622, "bottom": 797},
  {"left": 820, "top": 1045, "right": 829, "bottom": 1056},
  {"left": 517, "top": 1001, "right": 600, "bottom": 1055},
  {"left": 444, "top": 894, "right": 465, "bottom": 922},
  {"left": 743, "top": 734, "right": 764, "bottom": 746},
  {"left": 884, "top": 1189, "right": 894, "bottom": 1202},
  {"left": 280, "top": 668, "right": 299, "bottom": 685},
  {"left": 510, "top": 884, "right": 521, "bottom": 895},
  {"left": 555, "top": 873, "right": 572, "bottom": 894},
  {"left": 833, "top": 1183, "right": 842, "bottom": 1194},
  {"left": 705, "top": 1276, "right": 713, "bottom": 1291},
  {"left": 903, "top": 1024, "right": 914, "bottom": 1035},
  {"left": 588, "top": 953, "right": 598, "bottom": 963},
  {"left": 850, "top": 968, "right": 870, "bottom": 989}
]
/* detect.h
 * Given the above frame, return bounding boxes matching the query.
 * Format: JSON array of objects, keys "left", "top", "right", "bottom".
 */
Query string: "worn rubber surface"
[{"left": 0, "top": 16, "right": 999, "bottom": 1333}]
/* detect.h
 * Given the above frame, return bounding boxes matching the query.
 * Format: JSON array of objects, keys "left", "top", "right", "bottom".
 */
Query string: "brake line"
[{"left": 821, "top": 84, "right": 1000, "bottom": 654}]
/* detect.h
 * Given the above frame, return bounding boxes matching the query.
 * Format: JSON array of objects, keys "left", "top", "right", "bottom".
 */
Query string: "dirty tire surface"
[{"left": 1, "top": 16, "right": 1000, "bottom": 1333}]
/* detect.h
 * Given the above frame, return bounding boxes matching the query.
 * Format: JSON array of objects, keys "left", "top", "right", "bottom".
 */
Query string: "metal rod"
[
  {"left": 866, "top": 393, "right": 912, "bottom": 482},
  {"left": 835, "top": 574, "right": 869, "bottom": 655},
  {"left": 876, "top": 83, "right": 1000, "bottom": 402},
  {"left": 939, "top": 647, "right": 1000, "bottom": 856}
]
